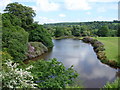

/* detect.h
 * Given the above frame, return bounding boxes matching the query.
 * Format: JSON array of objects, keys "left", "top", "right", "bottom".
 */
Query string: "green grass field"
[{"left": 94, "top": 37, "right": 119, "bottom": 62}]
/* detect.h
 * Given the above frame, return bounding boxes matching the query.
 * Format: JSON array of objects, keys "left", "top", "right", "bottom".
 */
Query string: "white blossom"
[{"left": 1, "top": 60, "right": 37, "bottom": 88}]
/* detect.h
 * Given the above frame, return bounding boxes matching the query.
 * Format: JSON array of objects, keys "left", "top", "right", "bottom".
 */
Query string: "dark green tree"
[
  {"left": 97, "top": 26, "right": 110, "bottom": 37},
  {"left": 29, "top": 24, "right": 53, "bottom": 48},
  {"left": 117, "top": 24, "right": 120, "bottom": 37},
  {"left": 4, "top": 2, "right": 36, "bottom": 30},
  {"left": 2, "top": 26, "right": 29, "bottom": 61},
  {"left": 54, "top": 26, "right": 64, "bottom": 37},
  {"left": 2, "top": 13, "right": 22, "bottom": 27},
  {"left": 71, "top": 25, "right": 80, "bottom": 36}
]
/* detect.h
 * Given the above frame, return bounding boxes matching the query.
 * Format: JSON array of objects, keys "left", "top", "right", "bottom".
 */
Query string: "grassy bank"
[{"left": 94, "top": 37, "right": 119, "bottom": 62}]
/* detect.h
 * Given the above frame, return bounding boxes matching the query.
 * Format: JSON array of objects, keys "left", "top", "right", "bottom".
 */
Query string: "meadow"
[{"left": 95, "top": 37, "right": 119, "bottom": 62}]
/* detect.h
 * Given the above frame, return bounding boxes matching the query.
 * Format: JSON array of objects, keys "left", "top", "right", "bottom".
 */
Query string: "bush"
[
  {"left": 7, "top": 39, "right": 28, "bottom": 61},
  {"left": 27, "top": 42, "right": 48, "bottom": 59},
  {"left": 28, "top": 58, "right": 78, "bottom": 88},
  {"left": 2, "top": 26, "right": 29, "bottom": 61},
  {"left": 1, "top": 49, "right": 13, "bottom": 63},
  {"left": 103, "top": 78, "right": 120, "bottom": 88},
  {"left": 29, "top": 25, "right": 53, "bottom": 48},
  {"left": 54, "top": 27, "right": 64, "bottom": 37},
  {"left": 1, "top": 59, "right": 37, "bottom": 88}
]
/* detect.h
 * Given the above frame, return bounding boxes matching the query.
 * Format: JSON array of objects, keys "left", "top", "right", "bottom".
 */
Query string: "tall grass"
[{"left": 103, "top": 78, "right": 120, "bottom": 88}]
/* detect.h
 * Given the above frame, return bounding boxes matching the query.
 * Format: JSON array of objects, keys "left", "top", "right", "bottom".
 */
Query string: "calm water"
[{"left": 32, "top": 39, "right": 118, "bottom": 88}]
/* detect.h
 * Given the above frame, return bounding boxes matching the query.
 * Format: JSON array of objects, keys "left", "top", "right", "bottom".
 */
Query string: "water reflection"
[{"left": 32, "top": 39, "right": 117, "bottom": 88}]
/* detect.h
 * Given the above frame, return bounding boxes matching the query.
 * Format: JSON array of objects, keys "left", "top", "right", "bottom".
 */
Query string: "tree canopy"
[
  {"left": 97, "top": 26, "right": 110, "bottom": 37},
  {"left": 4, "top": 2, "right": 36, "bottom": 30}
]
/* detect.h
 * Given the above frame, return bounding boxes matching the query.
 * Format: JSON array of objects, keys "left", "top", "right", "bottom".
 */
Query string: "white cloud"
[
  {"left": 96, "top": 16, "right": 117, "bottom": 21},
  {"left": 86, "top": 12, "right": 91, "bottom": 15},
  {"left": 34, "top": 16, "right": 84, "bottom": 24},
  {"left": 59, "top": 14, "right": 66, "bottom": 17},
  {"left": 36, "top": 0, "right": 60, "bottom": 12},
  {"left": 88, "top": 0, "right": 119, "bottom": 2},
  {"left": 65, "top": 0, "right": 91, "bottom": 10},
  {"left": 12, "top": 0, "right": 37, "bottom": 2},
  {"left": 35, "top": 16, "right": 57, "bottom": 24},
  {"left": 85, "top": 16, "right": 117, "bottom": 21},
  {"left": 35, "top": 16, "right": 117, "bottom": 24},
  {"left": 97, "top": 7, "right": 106, "bottom": 13},
  {"left": 0, "top": 0, "right": 12, "bottom": 13},
  {"left": 30, "top": 6, "right": 38, "bottom": 11}
]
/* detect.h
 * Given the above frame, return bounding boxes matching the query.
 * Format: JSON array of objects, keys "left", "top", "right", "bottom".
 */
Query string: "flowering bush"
[
  {"left": 1, "top": 59, "right": 37, "bottom": 88},
  {"left": 27, "top": 42, "right": 48, "bottom": 59}
]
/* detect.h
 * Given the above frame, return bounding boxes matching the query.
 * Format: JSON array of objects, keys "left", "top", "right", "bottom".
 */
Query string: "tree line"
[{"left": 44, "top": 21, "right": 119, "bottom": 37}]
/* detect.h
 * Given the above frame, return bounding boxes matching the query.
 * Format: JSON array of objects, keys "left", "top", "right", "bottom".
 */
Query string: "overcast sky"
[{"left": 0, "top": 0, "right": 119, "bottom": 24}]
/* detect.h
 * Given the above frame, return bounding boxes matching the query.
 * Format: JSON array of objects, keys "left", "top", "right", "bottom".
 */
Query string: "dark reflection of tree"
[{"left": 116, "top": 69, "right": 120, "bottom": 78}]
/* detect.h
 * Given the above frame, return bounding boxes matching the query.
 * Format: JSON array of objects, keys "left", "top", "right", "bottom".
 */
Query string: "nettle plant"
[{"left": 1, "top": 59, "right": 37, "bottom": 88}]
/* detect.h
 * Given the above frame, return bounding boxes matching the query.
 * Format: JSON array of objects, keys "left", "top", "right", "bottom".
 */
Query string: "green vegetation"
[
  {"left": 2, "top": 22, "right": 29, "bottom": 61},
  {"left": 29, "top": 24, "right": 53, "bottom": 48},
  {"left": 27, "top": 42, "right": 48, "bottom": 59},
  {"left": 2, "top": 2, "right": 53, "bottom": 61},
  {"left": 1, "top": 56, "right": 78, "bottom": 88},
  {"left": 44, "top": 21, "right": 118, "bottom": 37},
  {"left": 97, "top": 26, "right": 110, "bottom": 37},
  {"left": 103, "top": 78, "right": 120, "bottom": 88},
  {"left": 28, "top": 58, "right": 78, "bottom": 88},
  {"left": 1, "top": 2, "right": 119, "bottom": 89},
  {"left": 4, "top": 2, "right": 36, "bottom": 30},
  {"left": 95, "top": 37, "right": 118, "bottom": 62},
  {"left": 54, "top": 26, "right": 65, "bottom": 37},
  {"left": 1, "top": 2, "right": 79, "bottom": 89},
  {"left": 1, "top": 59, "right": 37, "bottom": 88}
]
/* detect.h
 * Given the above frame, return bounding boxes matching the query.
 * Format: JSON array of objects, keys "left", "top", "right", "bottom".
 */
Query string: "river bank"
[
  {"left": 53, "top": 36, "right": 82, "bottom": 40},
  {"left": 82, "top": 37, "right": 120, "bottom": 69},
  {"left": 26, "top": 39, "right": 116, "bottom": 88},
  {"left": 26, "top": 42, "right": 48, "bottom": 59},
  {"left": 53, "top": 36, "right": 119, "bottom": 69}
]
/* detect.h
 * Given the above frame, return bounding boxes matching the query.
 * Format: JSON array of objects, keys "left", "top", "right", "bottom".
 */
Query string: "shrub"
[
  {"left": 28, "top": 58, "right": 78, "bottom": 88},
  {"left": 2, "top": 26, "right": 29, "bottom": 61},
  {"left": 27, "top": 42, "right": 48, "bottom": 59},
  {"left": 103, "top": 78, "right": 120, "bottom": 88},
  {"left": 1, "top": 59, "right": 37, "bottom": 88},
  {"left": 7, "top": 39, "right": 28, "bottom": 61},
  {"left": 1, "top": 49, "right": 13, "bottom": 63},
  {"left": 29, "top": 25, "right": 53, "bottom": 48}
]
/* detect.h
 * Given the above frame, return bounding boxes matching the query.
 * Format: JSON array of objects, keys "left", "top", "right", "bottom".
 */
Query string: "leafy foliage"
[
  {"left": 29, "top": 24, "right": 53, "bottom": 48},
  {"left": 1, "top": 59, "right": 37, "bottom": 88},
  {"left": 2, "top": 13, "right": 22, "bottom": 27},
  {"left": 2, "top": 26, "right": 29, "bottom": 61},
  {"left": 54, "top": 27, "right": 65, "bottom": 37},
  {"left": 97, "top": 26, "right": 110, "bottom": 37},
  {"left": 2, "top": 2, "right": 53, "bottom": 61},
  {"left": 28, "top": 58, "right": 78, "bottom": 88},
  {"left": 71, "top": 25, "right": 81, "bottom": 36},
  {"left": 44, "top": 22, "right": 118, "bottom": 37},
  {"left": 27, "top": 42, "right": 48, "bottom": 59},
  {"left": 4, "top": 2, "right": 36, "bottom": 30},
  {"left": 103, "top": 78, "right": 120, "bottom": 88}
]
